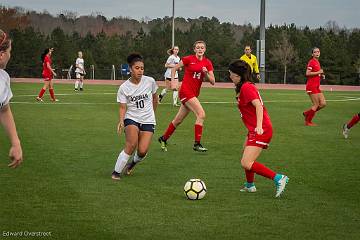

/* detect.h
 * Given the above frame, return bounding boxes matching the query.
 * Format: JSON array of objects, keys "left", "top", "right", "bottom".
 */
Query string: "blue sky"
[{"left": 1, "top": 0, "right": 359, "bottom": 28}]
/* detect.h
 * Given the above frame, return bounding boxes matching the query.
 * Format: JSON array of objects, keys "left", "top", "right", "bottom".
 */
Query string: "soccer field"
[{"left": 1, "top": 83, "right": 359, "bottom": 240}]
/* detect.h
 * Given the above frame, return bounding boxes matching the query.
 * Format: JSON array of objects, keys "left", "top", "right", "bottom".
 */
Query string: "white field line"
[{"left": 11, "top": 97, "right": 360, "bottom": 105}]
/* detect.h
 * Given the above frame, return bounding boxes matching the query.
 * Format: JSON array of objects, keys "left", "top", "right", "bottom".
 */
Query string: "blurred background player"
[
  {"left": 228, "top": 59, "right": 288, "bottom": 198},
  {"left": 158, "top": 46, "right": 181, "bottom": 106},
  {"left": 74, "top": 51, "right": 85, "bottom": 91},
  {"left": 240, "top": 45, "right": 261, "bottom": 80},
  {"left": 158, "top": 40, "right": 215, "bottom": 152},
  {"left": 342, "top": 113, "right": 360, "bottom": 139},
  {"left": 36, "top": 48, "right": 58, "bottom": 102},
  {"left": 303, "top": 47, "right": 326, "bottom": 126},
  {"left": 0, "top": 29, "right": 23, "bottom": 168},
  {"left": 112, "top": 53, "right": 158, "bottom": 180}
]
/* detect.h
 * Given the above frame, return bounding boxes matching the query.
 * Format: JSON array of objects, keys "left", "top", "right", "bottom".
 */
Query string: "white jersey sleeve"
[
  {"left": 0, "top": 69, "right": 13, "bottom": 110},
  {"left": 151, "top": 77, "right": 158, "bottom": 94},
  {"left": 117, "top": 86, "right": 127, "bottom": 103}
]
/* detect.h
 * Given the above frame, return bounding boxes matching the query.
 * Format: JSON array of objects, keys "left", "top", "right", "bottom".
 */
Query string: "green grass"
[{"left": 0, "top": 83, "right": 359, "bottom": 240}]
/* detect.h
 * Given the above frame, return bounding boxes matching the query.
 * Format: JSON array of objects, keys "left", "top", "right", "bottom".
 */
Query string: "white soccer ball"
[{"left": 184, "top": 179, "right": 207, "bottom": 200}]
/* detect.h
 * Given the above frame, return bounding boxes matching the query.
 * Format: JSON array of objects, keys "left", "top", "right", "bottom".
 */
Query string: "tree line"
[{"left": 1, "top": 6, "right": 360, "bottom": 84}]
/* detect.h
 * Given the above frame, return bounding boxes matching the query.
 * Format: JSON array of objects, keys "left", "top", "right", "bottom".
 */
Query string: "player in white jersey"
[
  {"left": 74, "top": 51, "right": 85, "bottom": 91},
  {"left": 158, "top": 46, "right": 181, "bottom": 106},
  {"left": 112, "top": 53, "right": 159, "bottom": 180},
  {"left": 0, "top": 29, "right": 23, "bottom": 168}
]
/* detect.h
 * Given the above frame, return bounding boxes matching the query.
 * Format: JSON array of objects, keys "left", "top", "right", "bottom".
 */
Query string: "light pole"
[
  {"left": 172, "top": 0, "right": 175, "bottom": 47},
  {"left": 259, "top": 0, "right": 266, "bottom": 83}
]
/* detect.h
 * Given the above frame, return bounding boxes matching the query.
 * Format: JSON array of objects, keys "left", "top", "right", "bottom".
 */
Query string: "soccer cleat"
[
  {"left": 240, "top": 184, "right": 257, "bottom": 193},
  {"left": 74, "top": 88, "right": 78, "bottom": 91},
  {"left": 193, "top": 143, "right": 208, "bottom": 152},
  {"left": 111, "top": 171, "right": 121, "bottom": 180},
  {"left": 125, "top": 161, "right": 137, "bottom": 175},
  {"left": 173, "top": 103, "right": 180, "bottom": 107},
  {"left": 158, "top": 94, "right": 163, "bottom": 103},
  {"left": 80, "top": 88, "right": 83, "bottom": 91},
  {"left": 275, "top": 175, "right": 289, "bottom": 198},
  {"left": 342, "top": 124, "right": 349, "bottom": 139},
  {"left": 36, "top": 97, "right": 43, "bottom": 102},
  {"left": 305, "top": 122, "right": 317, "bottom": 126},
  {"left": 51, "top": 99, "right": 59, "bottom": 102},
  {"left": 158, "top": 136, "right": 167, "bottom": 152}
]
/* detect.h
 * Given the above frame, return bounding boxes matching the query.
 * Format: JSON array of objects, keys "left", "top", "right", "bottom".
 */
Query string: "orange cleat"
[{"left": 305, "top": 122, "right": 317, "bottom": 126}]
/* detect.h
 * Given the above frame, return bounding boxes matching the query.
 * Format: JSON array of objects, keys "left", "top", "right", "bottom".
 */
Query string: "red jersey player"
[
  {"left": 228, "top": 59, "right": 289, "bottom": 198},
  {"left": 36, "top": 48, "right": 58, "bottom": 102},
  {"left": 303, "top": 47, "right": 326, "bottom": 126},
  {"left": 158, "top": 40, "right": 215, "bottom": 152}
]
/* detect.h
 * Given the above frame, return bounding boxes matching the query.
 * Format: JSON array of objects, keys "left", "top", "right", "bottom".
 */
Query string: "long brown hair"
[
  {"left": 228, "top": 60, "right": 253, "bottom": 94},
  {"left": 0, "top": 29, "right": 11, "bottom": 52}
]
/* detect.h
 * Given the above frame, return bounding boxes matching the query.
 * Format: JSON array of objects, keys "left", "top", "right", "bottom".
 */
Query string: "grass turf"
[{"left": 0, "top": 83, "right": 359, "bottom": 240}]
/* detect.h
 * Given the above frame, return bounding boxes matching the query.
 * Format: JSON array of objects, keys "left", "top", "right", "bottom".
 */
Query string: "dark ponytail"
[
  {"left": 41, "top": 48, "right": 50, "bottom": 62},
  {"left": 228, "top": 60, "right": 253, "bottom": 94}
]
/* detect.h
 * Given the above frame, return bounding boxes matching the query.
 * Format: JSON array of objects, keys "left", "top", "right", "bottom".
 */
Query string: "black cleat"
[
  {"left": 193, "top": 143, "right": 208, "bottom": 152},
  {"left": 158, "top": 136, "right": 167, "bottom": 151}
]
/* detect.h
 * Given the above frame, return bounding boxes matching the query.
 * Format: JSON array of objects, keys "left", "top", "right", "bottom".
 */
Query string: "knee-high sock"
[
  {"left": 163, "top": 122, "right": 176, "bottom": 141},
  {"left": 347, "top": 114, "right": 360, "bottom": 129},
  {"left": 250, "top": 162, "right": 276, "bottom": 180},
  {"left": 79, "top": 80, "right": 83, "bottom": 88},
  {"left": 38, "top": 88, "right": 46, "bottom": 98},
  {"left": 49, "top": 88, "right": 55, "bottom": 100},
  {"left": 305, "top": 109, "right": 316, "bottom": 122},
  {"left": 173, "top": 90, "right": 178, "bottom": 105},
  {"left": 245, "top": 169, "right": 255, "bottom": 183},
  {"left": 194, "top": 124, "right": 203, "bottom": 143},
  {"left": 75, "top": 80, "right": 79, "bottom": 89},
  {"left": 114, "top": 150, "right": 130, "bottom": 173}
]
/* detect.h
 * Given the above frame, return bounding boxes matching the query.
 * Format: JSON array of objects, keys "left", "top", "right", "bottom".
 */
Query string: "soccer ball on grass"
[{"left": 184, "top": 179, "right": 207, "bottom": 200}]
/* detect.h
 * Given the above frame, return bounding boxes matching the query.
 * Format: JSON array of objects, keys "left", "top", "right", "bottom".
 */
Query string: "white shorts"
[{"left": 76, "top": 72, "right": 85, "bottom": 79}]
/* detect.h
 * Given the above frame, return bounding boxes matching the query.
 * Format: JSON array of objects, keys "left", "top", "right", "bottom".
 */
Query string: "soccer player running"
[
  {"left": 112, "top": 53, "right": 158, "bottom": 180},
  {"left": 228, "top": 59, "right": 288, "bottom": 198},
  {"left": 0, "top": 29, "right": 23, "bottom": 168},
  {"left": 303, "top": 47, "right": 326, "bottom": 126},
  {"left": 159, "top": 46, "right": 181, "bottom": 106},
  {"left": 158, "top": 40, "right": 215, "bottom": 152},
  {"left": 342, "top": 113, "right": 360, "bottom": 139},
  {"left": 240, "top": 45, "right": 261, "bottom": 81},
  {"left": 36, "top": 48, "right": 58, "bottom": 102},
  {"left": 74, "top": 51, "right": 85, "bottom": 91}
]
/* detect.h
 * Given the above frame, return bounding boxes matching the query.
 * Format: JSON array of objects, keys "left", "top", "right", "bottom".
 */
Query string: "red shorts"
[
  {"left": 179, "top": 90, "right": 196, "bottom": 104},
  {"left": 42, "top": 74, "right": 53, "bottom": 81},
  {"left": 246, "top": 130, "right": 273, "bottom": 149},
  {"left": 306, "top": 85, "right": 321, "bottom": 95}
]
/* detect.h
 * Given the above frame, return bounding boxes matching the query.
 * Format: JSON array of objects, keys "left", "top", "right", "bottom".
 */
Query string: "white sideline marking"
[
  {"left": 11, "top": 97, "right": 360, "bottom": 105},
  {"left": 11, "top": 92, "right": 360, "bottom": 105},
  {"left": 15, "top": 92, "right": 116, "bottom": 97}
]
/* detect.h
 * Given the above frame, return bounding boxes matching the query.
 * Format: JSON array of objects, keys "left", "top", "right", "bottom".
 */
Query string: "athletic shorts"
[
  {"left": 124, "top": 119, "right": 155, "bottom": 133},
  {"left": 165, "top": 77, "right": 178, "bottom": 81},
  {"left": 43, "top": 76, "right": 53, "bottom": 81},
  {"left": 76, "top": 73, "right": 85, "bottom": 79},
  {"left": 306, "top": 85, "right": 321, "bottom": 95},
  {"left": 246, "top": 130, "right": 273, "bottom": 149},
  {"left": 179, "top": 90, "right": 196, "bottom": 104}
]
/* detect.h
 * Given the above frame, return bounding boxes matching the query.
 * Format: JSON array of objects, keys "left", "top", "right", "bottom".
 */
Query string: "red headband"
[{"left": 0, "top": 32, "right": 7, "bottom": 47}]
